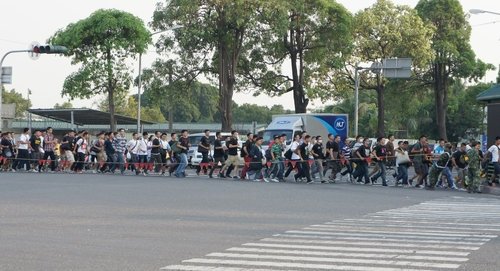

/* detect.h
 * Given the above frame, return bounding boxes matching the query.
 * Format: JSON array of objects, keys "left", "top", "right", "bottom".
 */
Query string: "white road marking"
[
  {"left": 273, "top": 234, "right": 486, "bottom": 245},
  {"left": 241, "top": 242, "right": 470, "bottom": 256},
  {"left": 160, "top": 196, "right": 500, "bottom": 270},
  {"left": 259, "top": 237, "right": 480, "bottom": 250},
  {"left": 182, "top": 258, "right": 436, "bottom": 271},
  {"left": 206, "top": 252, "right": 461, "bottom": 269},
  {"left": 226, "top": 247, "right": 468, "bottom": 262}
]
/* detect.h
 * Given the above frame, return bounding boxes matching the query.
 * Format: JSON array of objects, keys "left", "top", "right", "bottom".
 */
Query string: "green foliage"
[
  {"left": 233, "top": 104, "right": 293, "bottom": 124},
  {"left": 139, "top": 59, "right": 219, "bottom": 123},
  {"left": 415, "top": 0, "right": 493, "bottom": 139},
  {"left": 53, "top": 101, "right": 73, "bottom": 109},
  {"left": 351, "top": 0, "right": 434, "bottom": 136},
  {"left": 152, "top": 0, "right": 261, "bottom": 130},
  {"left": 50, "top": 9, "right": 151, "bottom": 130},
  {"left": 1, "top": 88, "right": 31, "bottom": 118},
  {"left": 240, "top": 0, "right": 353, "bottom": 112}
]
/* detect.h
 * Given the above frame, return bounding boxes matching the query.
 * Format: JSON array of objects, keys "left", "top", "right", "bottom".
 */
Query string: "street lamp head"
[{"left": 470, "top": 9, "right": 485, "bottom": 15}]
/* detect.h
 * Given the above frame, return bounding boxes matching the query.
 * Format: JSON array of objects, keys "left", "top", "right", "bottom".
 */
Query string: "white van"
[{"left": 187, "top": 132, "right": 245, "bottom": 167}]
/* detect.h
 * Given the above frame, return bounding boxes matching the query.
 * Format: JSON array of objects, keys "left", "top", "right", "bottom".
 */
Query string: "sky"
[{"left": 0, "top": 0, "right": 499, "bottom": 111}]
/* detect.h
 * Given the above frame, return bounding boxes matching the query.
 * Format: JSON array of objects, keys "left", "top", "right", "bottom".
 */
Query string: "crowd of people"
[{"left": 1, "top": 127, "right": 499, "bottom": 193}]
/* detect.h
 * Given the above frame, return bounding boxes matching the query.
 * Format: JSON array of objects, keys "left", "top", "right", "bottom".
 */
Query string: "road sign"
[
  {"left": 382, "top": 58, "right": 412, "bottom": 69},
  {"left": 383, "top": 68, "right": 412, "bottom": 78},
  {"left": 1, "top": 66, "right": 12, "bottom": 84}
]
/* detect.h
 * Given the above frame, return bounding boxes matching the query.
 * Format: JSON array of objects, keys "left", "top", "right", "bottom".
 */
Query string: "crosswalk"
[{"left": 160, "top": 196, "right": 500, "bottom": 271}]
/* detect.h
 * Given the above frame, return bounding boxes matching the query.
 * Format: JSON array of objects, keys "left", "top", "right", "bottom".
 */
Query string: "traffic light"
[{"left": 32, "top": 45, "right": 68, "bottom": 54}]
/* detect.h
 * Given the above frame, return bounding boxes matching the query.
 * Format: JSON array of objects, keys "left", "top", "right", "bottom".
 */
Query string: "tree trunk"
[
  {"left": 376, "top": 74, "right": 385, "bottom": 137},
  {"left": 290, "top": 49, "right": 307, "bottom": 113},
  {"left": 106, "top": 49, "right": 116, "bottom": 131},
  {"left": 218, "top": 33, "right": 233, "bottom": 132},
  {"left": 434, "top": 63, "right": 447, "bottom": 140}
]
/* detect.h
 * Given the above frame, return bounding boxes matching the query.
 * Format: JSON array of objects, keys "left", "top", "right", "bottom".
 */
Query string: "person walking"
[
  {"left": 209, "top": 132, "right": 226, "bottom": 178},
  {"left": 467, "top": 142, "right": 482, "bottom": 193},
  {"left": 174, "top": 130, "right": 190, "bottom": 178},
  {"left": 371, "top": 137, "right": 388, "bottom": 186},
  {"left": 197, "top": 129, "right": 211, "bottom": 176}
]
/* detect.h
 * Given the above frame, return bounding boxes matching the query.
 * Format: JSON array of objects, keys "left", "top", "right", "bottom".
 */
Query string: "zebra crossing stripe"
[
  {"left": 161, "top": 265, "right": 294, "bottom": 271},
  {"left": 241, "top": 242, "right": 470, "bottom": 256},
  {"left": 182, "top": 258, "right": 436, "bottom": 271},
  {"left": 205, "top": 252, "right": 461, "bottom": 269},
  {"left": 284, "top": 230, "right": 492, "bottom": 241},
  {"left": 324, "top": 221, "right": 500, "bottom": 232},
  {"left": 226, "top": 247, "right": 468, "bottom": 262},
  {"left": 160, "top": 196, "right": 500, "bottom": 270},
  {"left": 273, "top": 234, "right": 487, "bottom": 245},
  {"left": 259, "top": 237, "right": 480, "bottom": 250},
  {"left": 342, "top": 218, "right": 500, "bottom": 227},
  {"left": 300, "top": 227, "right": 498, "bottom": 238}
]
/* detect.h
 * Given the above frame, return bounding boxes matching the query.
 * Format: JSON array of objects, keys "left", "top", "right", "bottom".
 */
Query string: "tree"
[
  {"left": 1, "top": 88, "right": 31, "bottom": 118},
  {"left": 351, "top": 0, "right": 434, "bottom": 137},
  {"left": 152, "top": 0, "right": 260, "bottom": 131},
  {"left": 139, "top": 59, "right": 219, "bottom": 123},
  {"left": 50, "top": 9, "right": 151, "bottom": 131},
  {"left": 53, "top": 101, "right": 73, "bottom": 109},
  {"left": 416, "top": 0, "right": 493, "bottom": 140},
  {"left": 233, "top": 103, "right": 292, "bottom": 124},
  {"left": 241, "top": 0, "right": 353, "bottom": 113}
]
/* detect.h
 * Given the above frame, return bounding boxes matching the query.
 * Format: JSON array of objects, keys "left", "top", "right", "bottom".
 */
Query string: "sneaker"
[
  {"left": 253, "top": 179, "right": 262, "bottom": 182},
  {"left": 218, "top": 173, "right": 226, "bottom": 178},
  {"left": 209, "top": 174, "right": 213, "bottom": 178},
  {"left": 245, "top": 173, "right": 250, "bottom": 180},
  {"left": 263, "top": 178, "right": 270, "bottom": 183},
  {"left": 321, "top": 180, "right": 328, "bottom": 184},
  {"left": 307, "top": 180, "right": 314, "bottom": 184},
  {"left": 271, "top": 178, "right": 279, "bottom": 183}
]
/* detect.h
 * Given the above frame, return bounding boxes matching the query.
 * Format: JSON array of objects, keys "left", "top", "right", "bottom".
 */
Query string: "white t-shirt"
[
  {"left": 161, "top": 140, "right": 171, "bottom": 151},
  {"left": 137, "top": 139, "right": 148, "bottom": 156},
  {"left": 488, "top": 145, "right": 500, "bottom": 163},
  {"left": 127, "top": 139, "right": 139, "bottom": 154},
  {"left": 18, "top": 134, "right": 30, "bottom": 150},
  {"left": 76, "top": 138, "right": 87, "bottom": 154},
  {"left": 290, "top": 141, "right": 301, "bottom": 160}
]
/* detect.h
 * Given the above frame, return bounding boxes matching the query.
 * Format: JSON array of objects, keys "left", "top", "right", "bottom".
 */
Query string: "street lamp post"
[
  {"left": 136, "top": 26, "right": 183, "bottom": 133},
  {"left": 470, "top": 9, "right": 500, "bottom": 16}
]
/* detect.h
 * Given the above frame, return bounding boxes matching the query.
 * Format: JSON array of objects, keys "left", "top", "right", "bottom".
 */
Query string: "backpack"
[
  {"left": 284, "top": 148, "right": 293, "bottom": 160},
  {"left": 170, "top": 141, "right": 180, "bottom": 154},
  {"left": 265, "top": 148, "right": 273, "bottom": 161}
]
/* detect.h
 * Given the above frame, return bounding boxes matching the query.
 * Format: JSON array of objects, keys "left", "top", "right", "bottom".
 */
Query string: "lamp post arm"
[{"left": 0, "top": 49, "right": 34, "bottom": 131}]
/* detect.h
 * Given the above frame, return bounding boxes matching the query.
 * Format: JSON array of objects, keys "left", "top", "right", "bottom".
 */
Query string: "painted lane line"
[
  {"left": 341, "top": 218, "right": 500, "bottom": 227},
  {"left": 161, "top": 265, "right": 290, "bottom": 271},
  {"left": 241, "top": 242, "right": 470, "bottom": 256},
  {"left": 301, "top": 227, "right": 498, "bottom": 238},
  {"left": 206, "top": 253, "right": 461, "bottom": 269},
  {"left": 273, "top": 234, "right": 486, "bottom": 245},
  {"left": 226, "top": 247, "right": 468, "bottom": 262},
  {"left": 183, "top": 258, "right": 436, "bottom": 271},
  {"left": 259, "top": 237, "right": 480, "bottom": 250},
  {"left": 284, "top": 230, "right": 491, "bottom": 241},
  {"left": 310, "top": 224, "right": 481, "bottom": 235},
  {"left": 323, "top": 222, "right": 500, "bottom": 232}
]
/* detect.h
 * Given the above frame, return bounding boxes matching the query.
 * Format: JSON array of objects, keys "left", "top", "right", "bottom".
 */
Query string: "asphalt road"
[{"left": 0, "top": 172, "right": 499, "bottom": 271}]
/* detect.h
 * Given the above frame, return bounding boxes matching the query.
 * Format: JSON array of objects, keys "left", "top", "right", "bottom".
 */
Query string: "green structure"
[{"left": 477, "top": 84, "right": 500, "bottom": 147}]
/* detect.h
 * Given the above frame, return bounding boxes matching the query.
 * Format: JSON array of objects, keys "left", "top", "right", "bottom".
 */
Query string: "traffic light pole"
[{"left": 0, "top": 49, "right": 33, "bottom": 131}]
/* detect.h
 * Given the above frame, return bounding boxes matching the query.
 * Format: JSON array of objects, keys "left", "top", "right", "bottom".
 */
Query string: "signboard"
[
  {"left": 1, "top": 103, "right": 16, "bottom": 119},
  {"left": 383, "top": 68, "right": 412, "bottom": 78},
  {"left": 383, "top": 58, "right": 412, "bottom": 69},
  {"left": 1, "top": 66, "right": 12, "bottom": 84}
]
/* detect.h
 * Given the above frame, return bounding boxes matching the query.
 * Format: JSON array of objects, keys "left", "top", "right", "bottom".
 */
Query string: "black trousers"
[{"left": 43, "top": 151, "right": 56, "bottom": 171}]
